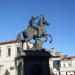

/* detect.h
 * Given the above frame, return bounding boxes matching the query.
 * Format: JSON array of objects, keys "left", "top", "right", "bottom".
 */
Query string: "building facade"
[
  {"left": 49, "top": 48, "right": 75, "bottom": 75},
  {"left": 60, "top": 56, "right": 75, "bottom": 75},
  {"left": 0, "top": 40, "right": 61, "bottom": 75},
  {"left": 49, "top": 48, "right": 63, "bottom": 75},
  {"left": 0, "top": 40, "right": 75, "bottom": 75},
  {"left": 0, "top": 40, "right": 33, "bottom": 75},
  {"left": 0, "top": 40, "right": 19, "bottom": 75}
]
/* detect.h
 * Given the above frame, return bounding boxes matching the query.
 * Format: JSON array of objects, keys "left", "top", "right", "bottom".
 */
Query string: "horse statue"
[{"left": 16, "top": 15, "right": 53, "bottom": 50}]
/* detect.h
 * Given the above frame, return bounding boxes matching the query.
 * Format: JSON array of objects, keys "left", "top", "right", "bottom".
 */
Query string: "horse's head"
[
  {"left": 39, "top": 17, "right": 49, "bottom": 26},
  {"left": 42, "top": 19, "right": 49, "bottom": 26}
]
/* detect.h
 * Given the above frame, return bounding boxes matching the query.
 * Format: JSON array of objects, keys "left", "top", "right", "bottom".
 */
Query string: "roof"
[
  {"left": 61, "top": 56, "right": 75, "bottom": 60},
  {"left": 0, "top": 40, "right": 33, "bottom": 45},
  {"left": 0, "top": 40, "right": 17, "bottom": 45}
]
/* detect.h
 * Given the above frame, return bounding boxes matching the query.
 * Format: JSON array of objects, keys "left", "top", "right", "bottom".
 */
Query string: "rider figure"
[
  {"left": 29, "top": 16, "right": 45, "bottom": 38},
  {"left": 29, "top": 16, "right": 39, "bottom": 29},
  {"left": 37, "top": 17, "right": 45, "bottom": 37},
  {"left": 29, "top": 16, "right": 35, "bottom": 26}
]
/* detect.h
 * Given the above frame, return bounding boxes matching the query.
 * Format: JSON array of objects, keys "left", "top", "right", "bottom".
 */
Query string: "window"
[
  {"left": 74, "top": 72, "right": 75, "bottom": 74},
  {"left": 53, "top": 60, "right": 60, "bottom": 70},
  {"left": 7, "top": 47, "right": 11, "bottom": 56},
  {"left": 0, "top": 65, "right": 3, "bottom": 72},
  {"left": 69, "top": 62, "right": 72, "bottom": 67},
  {"left": 0, "top": 66, "right": 1, "bottom": 72},
  {"left": 0, "top": 48, "right": 1, "bottom": 57},
  {"left": 17, "top": 47, "right": 20, "bottom": 54},
  {"left": 63, "top": 63, "right": 66, "bottom": 67}
]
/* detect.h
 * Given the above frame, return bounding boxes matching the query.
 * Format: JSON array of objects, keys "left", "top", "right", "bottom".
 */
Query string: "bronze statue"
[{"left": 16, "top": 15, "right": 52, "bottom": 50}]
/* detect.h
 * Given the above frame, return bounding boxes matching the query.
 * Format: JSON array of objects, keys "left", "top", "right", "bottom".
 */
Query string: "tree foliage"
[{"left": 4, "top": 70, "right": 10, "bottom": 75}]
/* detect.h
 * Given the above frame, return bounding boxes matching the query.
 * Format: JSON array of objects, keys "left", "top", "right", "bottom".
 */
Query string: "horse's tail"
[
  {"left": 16, "top": 33, "right": 21, "bottom": 43},
  {"left": 16, "top": 32, "right": 22, "bottom": 42},
  {"left": 16, "top": 31, "right": 25, "bottom": 50}
]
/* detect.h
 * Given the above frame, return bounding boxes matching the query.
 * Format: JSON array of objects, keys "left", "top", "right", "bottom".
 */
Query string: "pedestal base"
[{"left": 16, "top": 49, "right": 52, "bottom": 75}]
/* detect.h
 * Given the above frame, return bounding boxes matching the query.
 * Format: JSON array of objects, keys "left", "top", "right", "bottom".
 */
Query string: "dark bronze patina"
[{"left": 16, "top": 15, "right": 52, "bottom": 50}]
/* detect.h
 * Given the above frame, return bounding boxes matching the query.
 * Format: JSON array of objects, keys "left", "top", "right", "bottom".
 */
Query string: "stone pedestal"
[{"left": 16, "top": 49, "right": 52, "bottom": 75}]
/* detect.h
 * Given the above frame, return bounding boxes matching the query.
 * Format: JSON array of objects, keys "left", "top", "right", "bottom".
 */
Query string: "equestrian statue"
[{"left": 16, "top": 15, "right": 53, "bottom": 51}]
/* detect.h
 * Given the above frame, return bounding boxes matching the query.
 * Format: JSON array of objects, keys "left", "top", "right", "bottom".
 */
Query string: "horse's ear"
[{"left": 42, "top": 17, "right": 45, "bottom": 20}]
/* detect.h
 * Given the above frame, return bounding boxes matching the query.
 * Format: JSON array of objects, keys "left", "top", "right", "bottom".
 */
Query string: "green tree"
[{"left": 4, "top": 70, "right": 10, "bottom": 75}]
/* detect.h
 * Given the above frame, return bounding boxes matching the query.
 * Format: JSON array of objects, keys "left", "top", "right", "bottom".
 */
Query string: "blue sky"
[{"left": 0, "top": 0, "right": 75, "bottom": 56}]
